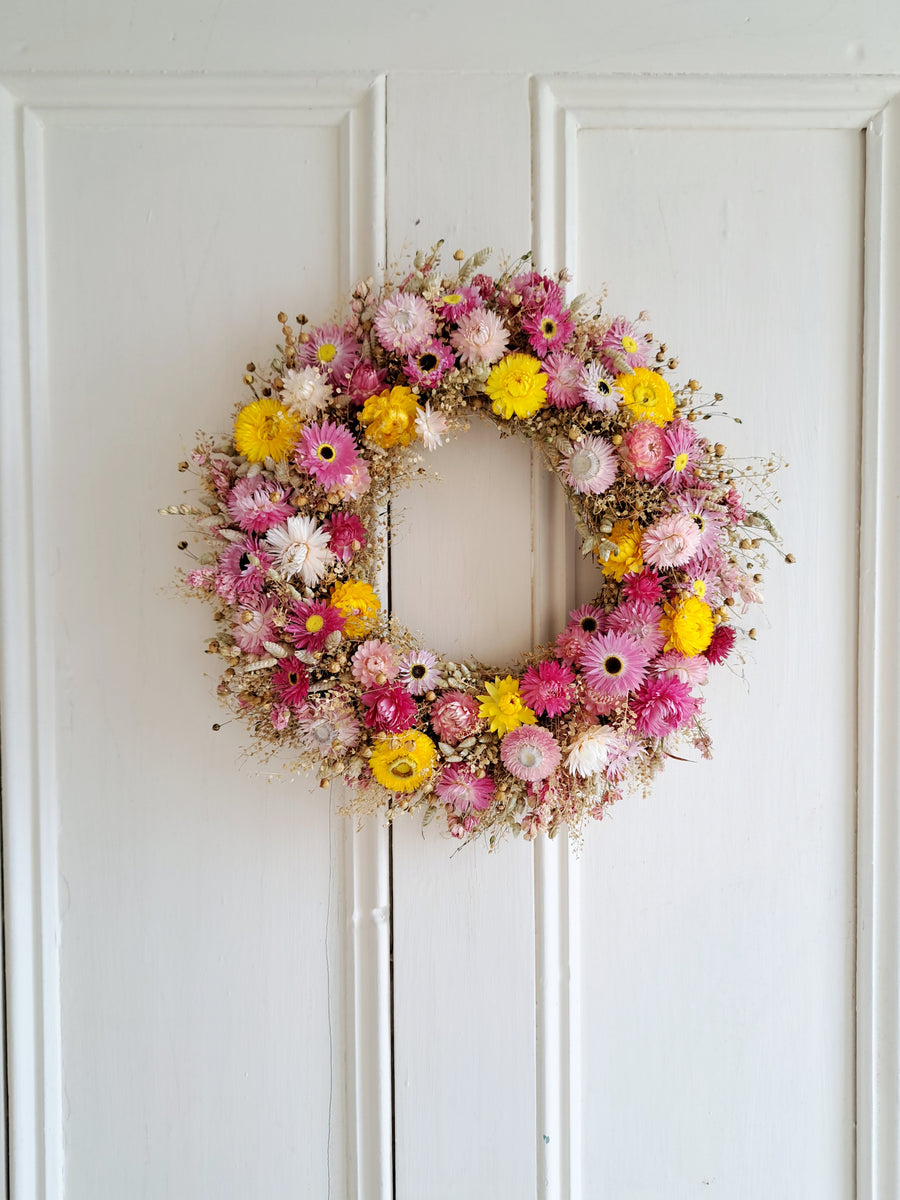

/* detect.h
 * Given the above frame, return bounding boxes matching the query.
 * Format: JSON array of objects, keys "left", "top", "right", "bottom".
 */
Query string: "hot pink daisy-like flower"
[
  {"left": 704, "top": 623, "right": 737, "bottom": 665},
  {"left": 398, "top": 649, "right": 441, "bottom": 696},
  {"left": 580, "top": 631, "right": 652, "bottom": 698},
  {"left": 299, "top": 322, "right": 359, "bottom": 385},
  {"left": 435, "top": 287, "right": 479, "bottom": 323},
  {"left": 272, "top": 657, "right": 310, "bottom": 707},
  {"left": 450, "top": 306, "right": 509, "bottom": 366},
  {"left": 322, "top": 511, "right": 367, "bottom": 563},
  {"left": 599, "top": 317, "right": 649, "bottom": 374},
  {"left": 676, "top": 495, "right": 726, "bottom": 557},
  {"left": 296, "top": 694, "right": 360, "bottom": 758},
  {"left": 373, "top": 291, "right": 435, "bottom": 354},
  {"left": 361, "top": 684, "right": 418, "bottom": 734},
  {"left": 559, "top": 435, "right": 617, "bottom": 495},
  {"left": 285, "top": 599, "right": 345, "bottom": 652},
  {"left": 569, "top": 603, "right": 607, "bottom": 637},
  {"left": 622, "top": 568, "right": 664, "bottom": 604},
  {"left": 620, "top": 421, "right": 667, "bottom": 481},
  {"left": 642, "top": 513, "right": 702, "bottom": 570},
  {"left": 352, "top": 640, "right": 399, "bottom": 688},
  {"left": 653, "top": 651, "right": 710, "bottom": 687},
  {"left": 630, "top": 675, "right": 699, "bottom": 738},
  {"left": 226, "top": 476, "right": 294, "bottom": 534},
  {"left": 403, "top": 338, "right": 455, "bottom": 388},
  {"left": 520, "top": 659, "right": 575, "bottom": 717},
  {"left": 430, "top": 690, "right": 480, "bottom": 744},
  {"left": 215, "top": 537, "right": 272, "bottom": 604},
  {"left": 522, "top": 302, "right": 575, "bottom": 358},
  {"left": 544, "top": 351, "right": 584, "bottom": 408},
  {"left": 658, "top": 420, "right": 701, "bottom": 491},
  {"left": 501, "top": 725, "right": 561, "bottom": 783},
  {"left": 344, "top": 359, "right": 387, "bottom": 407},
  {"left": 231, "top": 596, "right": 279, "bottom": 655},
  {"left": 295, "top": 419, "right": 360, "bottom": 490},
  {"left": 608, "top": 598, "right": 666, "bottom": 657},
  {"left": 580, "top": 361, "right": 618, "bottom": 413},
  {"left": 435, "top": 764, "right": 495, "bottom": 814}
]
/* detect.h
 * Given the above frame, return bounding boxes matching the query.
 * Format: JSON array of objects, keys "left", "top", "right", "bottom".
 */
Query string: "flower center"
[
  {"left": 382, "top": 409, "right": 411, "bottom": 436},
  {"left": 317, "top": 443, "right": 336, "bottom": 461},
  {"left": 673, "top": 452, "right": 689, "bottom": 472},
  {"left": 498, "top": 694, "right": 521, "bottom": 716},
  {"left": 693, "top": 580, "right": 707, "bottom": 597},
  {"left": 391, "top": 757, "right": 416, "bottom": 778},
  {"left": 580, "top": 616, "right": 598, "bottom": 632},
  {"left": 316, "top": 343, "right": 337, "bottom": 364},
  {"left": 507, "top": 371, "right": 530, "bottom": 398},
  {"left": 568, "top": 449, "right": 599, "bottom": 481},
  {"left": 411, "top": 664, "right": 427, "bottom": 679},
  {"left": 418, "top": 353, "right": 438, "bottom": 372},
  {"left": 288, "top": 672, "right": 299, "bottom": 686},
  {"left": 517, "top": 746, "right": 541, "bottom": 769},
  {"left": 540, "top": 318, "right": 557, "bottom": 339},
  {"left": 392, "top": 309, "right": 416, "bottom": 332},
  {"left": 596, "top": 380, "right": 610, "bottom": 396},
  {"left": 312, "top": 722, "right": 333, "bottom": 744},
  {"left": 238, "top": 553, "right": 251, "bottom": 572},
  {"left": 442, "top": 293, "right": 462, "bottom": 305},
  {"left": 471, "top": 320, "right": 490, "bottom": 345},
  {"left": 635, "top": 386, "right": 654, "bottom": 407},
  {"left": 621, "top": 336, "right": 638, "bottom": 353},
  {"left": 305, "top": 614, "right": 325, "bottom": 632},
  {"left": 261, "top": 417, "right": 279, "bottom": 438},
  {"left": 604, "top": 655, "right": 623, "bottom": 675}
]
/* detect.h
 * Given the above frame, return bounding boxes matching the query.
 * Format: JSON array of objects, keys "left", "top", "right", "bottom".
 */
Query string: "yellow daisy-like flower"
[
  {"left": 330, "top": 579, "right": 380, "bottom": 639},
  {"left": 360, "top": 386, "right": 421, "bottom": 449},
  {"left": 659, "top": 596, "right": 715, "bottom": 657},
  {"left": 370, "top": 730, "right": 436, "bottom": 794},
  {"left": 615, "top": 368, "right": 676, "bottom": 427},
  {"left": 476, "top": 675, "right": 537, "bottom": 737},
  {"left": 233, "top": 397, "right": 301, "bottom": 463},
  {"left": 485, "top": 353, "right": 548, "bottom": 420},
  {"left": 600, "top": 519, "right": 644, "bottom": 582}
]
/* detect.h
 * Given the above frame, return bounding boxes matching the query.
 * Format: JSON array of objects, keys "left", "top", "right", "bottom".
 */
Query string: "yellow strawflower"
[
  {"left": 360, "top": 386, "right": 421, "bottom": 448},
  {"left": 616, "top": 368, "right": 675, "bottom": 426},
  {"left": 370, "top": 731, "right": 436, "bottom": 793},
  {"left": 477, "top": 676, "right": 537, "bottom": 737},
  {"left": 600, "top": 520, "right": 644, "bottom": 581},
  {"left": 485, "top": 353, "right": 547, "bottom": 420},
  {"left": 659, "top": 596, "right": 714, "bottom": 657},
  {"left": 233, "top": 397, "right": 301, "bottom": 463},
  {"left": 330, "top": 579, "right": 380, "bottom": 638}
]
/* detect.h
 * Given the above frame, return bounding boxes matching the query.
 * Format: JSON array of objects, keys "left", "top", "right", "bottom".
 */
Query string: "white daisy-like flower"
[
  {"left": 565, "top": 725, "right": 616, "bottom": 778},
  {"left": 579, "top": 361, "right": 618, "bottom": 413},
  {"left": 450, "top": 307, "right": 509, "bottom": 366},
  {"left": 264, "top": 514, "right": 332, "bottom": 586},
  {"left": 559, "top": 435, "right": 617, "bottom": 494},
  {"left": 414, "top": 402, "right": 449, "bottom": 451},
  {"left": 280, "top": 366, "right": 333, "bottom": 419}
]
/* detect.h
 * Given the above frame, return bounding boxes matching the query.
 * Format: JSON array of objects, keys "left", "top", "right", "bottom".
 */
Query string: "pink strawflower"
[
  {"left": 599, "top": 317, "right": 649, "bottom": 374},
  {"left": 398, "top": 649, "right": 441, "bottom": 696},
  {"left": 299, "top": 322, "right": 359, "bottom": 385},
  {"left": 522, "top": 301, "right": 575, "bottom": 358},
  {"left": 569, "top": 603, "right": 607, "bottom": 637},
  {"left": 620, "top": 421, "right": 667, "bottom": 481},
  {"left": 352, "top": 640, "right": 399, "bottom": 688},
  {"left": 520, "top": 659, "right": 575, "bottom": 717},
  {"left": 501, "top": 725, "right": 561, "bottom": 783},
  {"left": 403, "top": 338, "right": 455, "bottom": 387},
  {"left": 676, "top": 495, "right": 726, "bottom": 557},
  {"left": 361, "top": 684, "right": 418, "bottom": 733},
  {"left": 430, "top": 690, "right": 480, "bottom": 744},
  {"left": 341, "top": 457, "right": 371, "bottom": 500},
  {"left": 704, "top": 624, "right": 737, "bottom": 665},
  {"left": 580, "top": 361, "right": 618, "bottom": 413},
  {"left": 725, "top": 487, "right": 747, "bottom": 524},
  {"left": 544, "top": 351, "right": 584, "bottom": 408},
  {"left": 435, "top": 764, "right": 495, "bottom": 814},
  {"left": 580, "top": 631, "right": 652, "bottom": 698},
  {"left": 322, "top": 511, "right": 367, "bottom": 563},
  {"left": 504, "top": 271, "right": 563, "bottom": 313},
  {"left": 226, "top": 476, "right": 295, "bottom": 533},
  {"left": 559, "top": 435, "right": 617, "bottom": 494},
  {"left": 270, "top": 702, "right": 292, "bottom": 732},
  {"left": 471, "top": 273, "right": 495, "bottom": 302},
  {"left": 206, "top": 453, "right": 234, "bottom": 498},
  {"left": 373, "top": 291, "right": 435, "bottom": 354},
  {"left": 285, "top": 599, "right": 345, "bottom": 652},
  {"left": 605, "top": 731, "right": 646, "bottom": 783},
  {"left": 450, "top": 306, "right": 509, "bottom": 366},
  {"left": 215, "top": 536, "right": 272, "bottom": 604},
  {"left": 231, "top": 596, "right": 279, "bottom": 655},
  {"left": 556, "top": 625, "right": 592, "bottom": 662},
  {"left": 607, "top": 598, "right": 666, "bottom": 656},
  {"left": 186, "top": 567, "right": 216, "bottom": 591},
  {"left": 653, "top": 651, "right": 710, "bottom": 687},
  {"left": 681, "top": 556, "right": 724, "bottom": 608},
  {"left": 344, "top": 359, "right": 387, "bottom": 406},
  {"left": 657, "top": 420, "right": 701, "bottom": 490},
  {"left": 295, "top": 419, "right": 360, "bottom": 490},
  {"left": 642, "top": 513, "right": 702, "bottom": 569},
  {"left": 272, "top": 657, "right": 310, "bottom": 706},
  {"left": 622, "top": 569, "right": 663, "bottom": 604},
  {"left": 435, "top": 287, "right": 479, "bottom": 323},
  {"left": 630, "top": 675, "right": 698, "bottom": 738},
  {"left": 296, "top": 694, "right": 360, "bottom": 758}
]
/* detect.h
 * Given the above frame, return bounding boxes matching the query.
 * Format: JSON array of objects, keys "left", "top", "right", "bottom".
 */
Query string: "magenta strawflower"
[
  {"left": 361, "top": 684, "right": 418, "bottom": 733},
  {"left": 599, "top": 317, "right": 648, "bottom": 374},
  {"left": 226, "top": 476, "right": 294, "bottom": 533},
  {"left": 630, "top": 675, "right": 698, "bottom": 738},
  {"left": 215, "top": 536, "right": 272, "bottom": 604},
  {"left": 352, "top": 640, "right": 399, "bottom": 688},
  {"left": 559, "top": 435, "right": 617, "bottom": 494},
  {"left": 322, "top": 511, "right": 367, "bottom": 563},
  {"left": 429, "top": 690, "right": 480, "bottom": 744},
  {"left": 501, "top": 725, "right": 561, "bottom": 783},
  {"left": 642, "top": 513, "right": 702, "bottom": 569},
  {"left": 299, "top": 322, "right": 359, "bottom": 385},
  {"left": 580, "top": 361, "right": 618, "bottom": 413},
  {"left": 398, "top": 649, "right": 441, "bottom": 696},
  {"left": 295, "top": 419, "right": 360, "bottom": 490},
  {"left": 657, "top": 420, "right": 701, "bottom": 490},
  {"left": 619, "top": 421, "right": 667, "bottom": 481},
  {"left": 435, "top": 764, "right": 495, "bottom": 814},
  {"left": 520, "top": 660, "right": 575, "bottom": 717},
  {"left": 580, "top": 631, "right": 652, "bottom": 697},
  {"left": 608, "top": 598, "right": 666, "bottom": 656},
  {"left": 621, "top": 568, "right": 664, "bottom": 604},
  {"left": 285, "top": 599, "right": 345, "bottom": 652},
  {"left": 373, "top": 291, "right": 435, "bottom": 354},
  {"left": 403, "top": 338, "right": 455, "bottom": 387},
  {"left": 471, "top": 273, "right": 495, "bottom": 302},
  {"left": 272, "top": 657, "right": 310, "bottom": 707},
  {"left": 344, "top": 359, "right": 387, "bottom": 406},
  {"left": 544, "top": 351, "right": 584, "bottom": 408},
  {"left": 231, "top": 596, "right": 279, "bottom": 655},
  {"left": 704, "top": 624, "right": 737, "bottom": 664},
  {"left": 522, "top": 301, "right": 575, "bottom": 358}
]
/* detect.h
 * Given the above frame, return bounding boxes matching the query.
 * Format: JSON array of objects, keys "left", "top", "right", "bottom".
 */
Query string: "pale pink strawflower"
[
  {"left": 226, "top": 476, "right": 294, "bottom": 533},
  {"left": 415, "top": 402, "right": 449, "bottom": 451},
  {"left": 429, "top": 690, "right": 480, "bottom": 744},
  {"left": 296, "top": 695, "right": 360, "bottom": 758},
  {"left": 607, "top": 598, "right": 666, "bottom": 657},
  {"left": 215, "top": 536, "right": 272, "bottom": 604},
  {"left": 520, "top": 660, "right": 575, "bottom": 718},
  {"left": 374, "top": 291, "right": 435, "bottom": 354},
  {"left": 231, "top": 596, "right": 279, "bottom": 655},
  {"left": 657, "top": 420, "right": 701, "bottom": 490},
  {"left": 641, "top": 513, "right": 702, "bottom": 570},
  {"left": 630, "top": 675, "right": 699, "bottom": 738},
  {"left": 435, "top": 765, "right": 495, "bottom": 814},
  {"left": 620, "top": 421, "right": 667, "bottom": 481},
  {"left": 544, "top": 351, "right": 584, "bottom": 408},
  {"left": 580, "top": 631, "right": 651, "bottom": 698},
  {"left": 501, "top": 725, "right": 561, "bottom": 783},
  {"left": 653, "top": 651, "right": 710, "bottom": 687},
  {"left": 270, "top": 702, "right": 292, "bottom": 732},
  {"left": 559, "top": 436, "right": 617, "bottom": 494},
  {"left": 398, "top": 649, "right": 441, "bottom": 696},
  {"left": 676, "top": 495, "right": 725, "bottom": 557},
  {"left": 341, "top": 457, "right": 371, "bottom": 500},
  {"left": 352, "top": 640, "right": 399, "bottom": 688},
  {"left": 185, "top": 567, "right": 216, "bottom": 591},
  {"left": 450, "top": 306, "right": 509, "bottom": 366},
  {"left": 580, "top": 361, "right": 618, "bottom": 413}
]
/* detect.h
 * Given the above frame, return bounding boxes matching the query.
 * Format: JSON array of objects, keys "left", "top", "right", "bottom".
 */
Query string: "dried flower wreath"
[{"left": 164, "top": 243, "right": 788, "bottom": 844}]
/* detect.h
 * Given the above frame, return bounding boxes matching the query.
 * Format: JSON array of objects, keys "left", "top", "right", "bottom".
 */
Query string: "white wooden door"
[{"left": 1, "top": 10, "right": 898, "bottom": 1199}]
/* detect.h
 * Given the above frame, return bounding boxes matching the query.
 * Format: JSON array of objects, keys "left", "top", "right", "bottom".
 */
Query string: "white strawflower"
[
  {"left": 415, "top": 402, "right": 449, "bottom": 451},
  {"left": 280, "top": 366, "right": 332, "bottom": 419},
  {"left": 265, "top": 515, "right": 332, "bottom": 586},
  {"left": 565, "top": 725, "right": 616, "bottom": 778}
]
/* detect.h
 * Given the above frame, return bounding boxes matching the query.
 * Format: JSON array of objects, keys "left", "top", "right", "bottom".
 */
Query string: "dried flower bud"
[
  {"left": 785, "top": 553, "right": 796, "bottom": 564},
  {"left": 453, "top": 249, "right": 465, "bottom": 261},
  {"left": 714, "top": 444, "right": 726, "bottom": 457}
]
